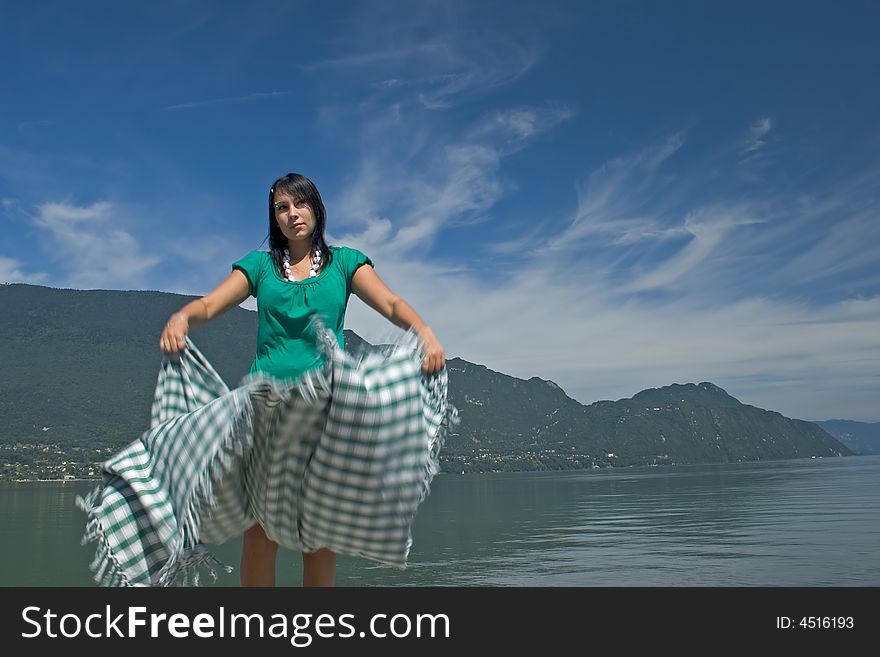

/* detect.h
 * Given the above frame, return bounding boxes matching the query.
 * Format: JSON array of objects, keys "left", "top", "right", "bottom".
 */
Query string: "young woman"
[{"left": 158, "top": 172, "right": 446, "bottom": 587}]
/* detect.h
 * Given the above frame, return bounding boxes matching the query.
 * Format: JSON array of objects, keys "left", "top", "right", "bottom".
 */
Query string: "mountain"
[
  {"left": 816, "top": 420, "right": 880, "bottom": 455},
  {"left": 0, "top": 283, "right": 854, "bottom": 478},
  {"left": 0, "top": 283, "right": 257, "bottom": 451},
  {"left": 442, "top": 370, "right": 852, "bottom": 472}
]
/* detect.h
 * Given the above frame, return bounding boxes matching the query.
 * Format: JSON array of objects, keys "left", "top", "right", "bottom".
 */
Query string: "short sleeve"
[
  {"left": 340, "top": 247, "right": 373, "bottom": 295},
  {"left": 232, "top": 251, "right": 267, "bottom": 297}
]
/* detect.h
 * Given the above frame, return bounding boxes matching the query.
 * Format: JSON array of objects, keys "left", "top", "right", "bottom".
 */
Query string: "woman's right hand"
[{"left": 159, "top": 312, "right": 190, "bottom": 353}]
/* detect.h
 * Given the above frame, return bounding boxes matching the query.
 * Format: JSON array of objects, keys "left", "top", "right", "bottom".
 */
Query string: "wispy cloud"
[
  {"left": 490, "top": 134, "right": 687, "bottom": 256},
  {"left": 300, "top": 3, "right": 546, "bottom": 110},
  {"left": 624, "top": 206, "right": 763, "bottom": 293},
  {"left": 413, "top": 38, "right": 543, "bottom": 110},
  {"left": 301, "top": 43, "right": 449, "bottom": 72},
  {"left": 488, "top": 130, "right": 867, "bottom": 304},
  {"left": 163, "top": 91, "right": 292, "bottom": 111},
  {"left": 333, "top": 100, "right": 575, "bottom": 256},
  {"left": 775, "top": 192, "right": 880, "bottom": 286},
  {"left": 0, "top": 144, "right": 98, "bottom": 197},
  {"left": 740, "top": 116, "right": 773, "bottom": 154},
  {"left": 335, "top": 142, "right": 506, "bottom": 254},
  {"left": 466, "top": 103, "right": 576, "bottom": 155},
  {"left": 16, "top": 120, "right": 54, "bottom": 138}
]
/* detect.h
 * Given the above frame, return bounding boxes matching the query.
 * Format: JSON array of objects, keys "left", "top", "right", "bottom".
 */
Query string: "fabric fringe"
[
  {"left": 158, "top": 545, "right": 234, "bottom": 587},
  {"left": 157, "top": 385, "right": 257, "bottom": 587},
  {"left": 76, "top": 487, "right": 135, "bottom": 587}
]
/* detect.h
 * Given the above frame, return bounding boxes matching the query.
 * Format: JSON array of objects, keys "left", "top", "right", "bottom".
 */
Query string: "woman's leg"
[
  {"left": 302, "top": 548, "right": 336, "bottom": 587},
  {"left": 240, "top": 524, "right": 278, "bottom": 587}
]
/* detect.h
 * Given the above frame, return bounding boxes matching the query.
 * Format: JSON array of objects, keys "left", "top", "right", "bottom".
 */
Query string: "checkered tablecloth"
[{"left": 77, "top": 320, "right": 453, "bottom": 586}]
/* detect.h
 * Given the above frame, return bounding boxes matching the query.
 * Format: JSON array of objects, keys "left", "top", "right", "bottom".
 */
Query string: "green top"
[{"left": 232, "top": 246, "right": 373, "bottom": 381}]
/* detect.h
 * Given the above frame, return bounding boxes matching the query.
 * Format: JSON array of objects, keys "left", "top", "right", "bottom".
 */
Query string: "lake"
[{"left": 2, "top": 454, "right": 878, "bottom": 586}]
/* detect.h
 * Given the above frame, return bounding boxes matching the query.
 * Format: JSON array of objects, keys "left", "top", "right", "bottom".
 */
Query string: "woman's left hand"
[{"left": 419, "top": 328, "right": 446, "bottom": 375}]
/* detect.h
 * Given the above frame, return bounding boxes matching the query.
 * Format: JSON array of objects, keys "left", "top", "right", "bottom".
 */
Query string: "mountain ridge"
[{"left": 0, "top": 283, "right": 855, "bottom": 479}]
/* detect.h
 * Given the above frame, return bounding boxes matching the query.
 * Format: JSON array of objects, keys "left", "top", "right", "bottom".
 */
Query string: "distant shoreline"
[
  {"left": 3, "top": 455, "right": 876, "bottom": 485},
  {"left": 5, "top": 477, "right": 99, "bottom": 483}
]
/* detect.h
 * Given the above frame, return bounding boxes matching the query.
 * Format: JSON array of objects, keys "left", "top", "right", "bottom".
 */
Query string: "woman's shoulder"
[
  {"left": 238, "top": 249, "right": 271, "bottom": 261},
  {"left": 329, "top": 245, "right": 370, "bottom": 258},
  {"left": 329, "top": 245, "right": 373, "bottom": 270},
  {"left": 232, "top": 249, "right": 271, "bottom": 271}
]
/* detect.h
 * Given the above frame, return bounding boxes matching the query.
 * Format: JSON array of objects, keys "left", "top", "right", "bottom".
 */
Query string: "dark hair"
[{"left": 267, "top": 172, "right": 332, "bottom": 275}]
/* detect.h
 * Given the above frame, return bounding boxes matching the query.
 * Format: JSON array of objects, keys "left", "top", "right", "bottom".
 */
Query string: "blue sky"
[{"left": 2, "top": 0, "right": 879, "bottom": 422}]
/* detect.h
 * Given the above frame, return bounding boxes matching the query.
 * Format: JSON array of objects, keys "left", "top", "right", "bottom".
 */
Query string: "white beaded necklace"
[{"left": 282, "top": 247, "right": 321, "bottom": 281}]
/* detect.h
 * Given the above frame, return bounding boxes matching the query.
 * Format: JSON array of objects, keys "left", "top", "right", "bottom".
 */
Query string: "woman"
[{"left": 158, "top": 172, "right": 446, "bottom": 587}]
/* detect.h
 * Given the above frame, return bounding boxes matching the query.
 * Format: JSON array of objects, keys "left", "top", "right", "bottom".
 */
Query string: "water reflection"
[{"left": 1, "top": 455, "right": 878, "bottom": 586}]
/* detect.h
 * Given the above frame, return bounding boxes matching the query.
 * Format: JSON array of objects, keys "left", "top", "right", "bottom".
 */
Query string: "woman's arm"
[
  {"left": 351, "top": 264, "right": 446, "bottom": 374},
  {"left": 159, "top": 270, "right": 251, "bottom": 353}
]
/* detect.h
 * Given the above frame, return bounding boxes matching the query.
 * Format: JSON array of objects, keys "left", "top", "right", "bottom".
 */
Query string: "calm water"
[{"left": 2, "top": 455, "right": 879, "bottom": 586}]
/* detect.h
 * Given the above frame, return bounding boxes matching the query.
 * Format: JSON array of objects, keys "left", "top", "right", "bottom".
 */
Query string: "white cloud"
[
  {"left": 0, "top": 256, "right": 48, "bottom": 284},
  {"left": 32, "top": 201, "right": 161, "bottom": 289},
  {"left": 37, "top": 201, "right": 112, "bottom": 222}
]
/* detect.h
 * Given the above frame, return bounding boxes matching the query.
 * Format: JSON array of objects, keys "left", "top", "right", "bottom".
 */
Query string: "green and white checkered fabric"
[{"left": 78, "top": 320, "right": 453, "bottom": 586}]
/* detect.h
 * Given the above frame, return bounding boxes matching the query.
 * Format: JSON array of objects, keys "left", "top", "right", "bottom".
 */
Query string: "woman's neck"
[{"left": 286, "top": 241, "right": 312, "bottom": 261}]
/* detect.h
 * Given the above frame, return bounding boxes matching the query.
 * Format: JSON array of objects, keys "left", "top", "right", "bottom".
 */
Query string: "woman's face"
[{"left": 273, "top": 192, "right": 317, "bottom": 244}]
